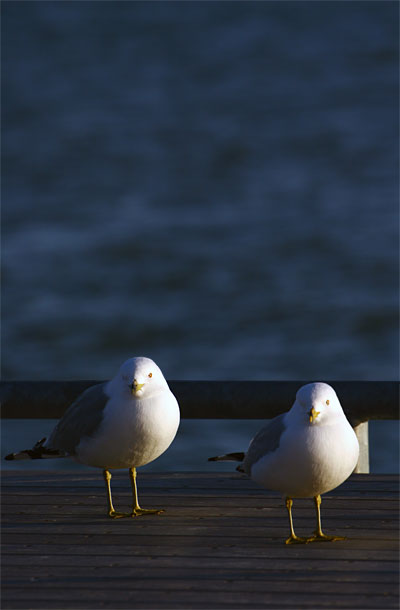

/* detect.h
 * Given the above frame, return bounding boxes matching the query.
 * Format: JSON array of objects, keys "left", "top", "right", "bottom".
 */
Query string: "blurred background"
[{"left": 2, "top": 1, "right": 398, "bottom": 472}]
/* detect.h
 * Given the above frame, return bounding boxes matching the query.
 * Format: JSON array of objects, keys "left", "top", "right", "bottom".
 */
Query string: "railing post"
[{"left": 353, "top": 422, "right": 370, "bottom": 473}]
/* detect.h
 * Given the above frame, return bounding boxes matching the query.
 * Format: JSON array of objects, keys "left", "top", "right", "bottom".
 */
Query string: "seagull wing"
[
  {"left": 47, "top": 382, "right": 109, "bottom": 454},
  {"left": 242, "top": 412, "right": 287, "bottom": 475}
]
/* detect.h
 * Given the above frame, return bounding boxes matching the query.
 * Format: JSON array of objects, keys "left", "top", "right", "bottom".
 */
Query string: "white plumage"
[
  {"left": 210, "top": 382, "right": 359, "bottom": 544},
  {"left": 6, "top": 356, "right": 180, "bottom": 518},
  {"left": 74, "top": 358, "right": 180, "bottom": 470}
]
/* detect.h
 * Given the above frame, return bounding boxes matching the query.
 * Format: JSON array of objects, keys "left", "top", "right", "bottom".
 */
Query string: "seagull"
[
  {"left": 5, "top": 356, "right": 180, "bottom": 518},
  {"left": 209, "top": 382, "right": 359, "bottom": 544}
]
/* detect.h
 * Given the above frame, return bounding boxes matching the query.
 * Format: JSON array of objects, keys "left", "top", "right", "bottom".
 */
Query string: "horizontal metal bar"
[{"left": 0, "top": 380, "right": 398, "bottom": 425}]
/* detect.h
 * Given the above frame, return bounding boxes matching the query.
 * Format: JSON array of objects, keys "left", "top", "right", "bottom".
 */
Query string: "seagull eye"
[
  {"left": 326, "top": 399, "right": 330, "bottom": 405},
  {"left": 148, "top": 372, "right": 152, "bottom": 378}
]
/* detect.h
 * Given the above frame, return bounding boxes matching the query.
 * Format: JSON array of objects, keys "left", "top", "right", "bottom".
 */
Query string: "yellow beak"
[
  {"left": 309, "top": 406, "right": 320, "bottom": 423},
  {"left": 131, "top": 380, "right": 144, "bottom": 395}
]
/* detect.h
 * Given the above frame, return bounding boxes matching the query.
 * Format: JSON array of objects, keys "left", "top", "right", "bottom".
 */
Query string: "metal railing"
[{"left": 1, "top": 380, "right": 398, "bottom": 473}]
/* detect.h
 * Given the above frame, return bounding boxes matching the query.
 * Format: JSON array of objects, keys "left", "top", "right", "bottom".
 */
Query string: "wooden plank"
[
  {"left": 3, "top": 556, "right": 398, "bottom": 574},
  {"left": 1, "top": 589, "right": 398, "bottom": 609},
  {"left": 3, "top": 576, "right": 399, "bottom": 597},
  {"left": 1, "top": 472, "right": 398, "bottom": 610},
  {"left": 2, "top": 600, "right": 398, "bottom": 610},
  {"left": 4, "top": 565, "right": 397, "bottom": 584},
  {"left": 3, "top": 575, "right": 399, "bottom": 595},
  {"left": 2, "top": 536, "right": 396, "bottom": 550},
  {"left": 3, "top": 546, "right": 397, "bottom": 566},
  {"left": 2, "top": 518, "right": 396, "bottom": 538}
]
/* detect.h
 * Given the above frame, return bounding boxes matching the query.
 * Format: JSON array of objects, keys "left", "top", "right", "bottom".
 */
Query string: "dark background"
[{"left": 2, "top": 1, "right": 398, "bottom": 471}]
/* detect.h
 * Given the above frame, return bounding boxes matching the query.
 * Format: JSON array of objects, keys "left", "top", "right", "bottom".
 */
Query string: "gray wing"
[
  {"left": 47, "top": 382, "right": 109, "bottom": 454},
  {"left": 242, "top": 412, "right": 287, "bottom": 475}
]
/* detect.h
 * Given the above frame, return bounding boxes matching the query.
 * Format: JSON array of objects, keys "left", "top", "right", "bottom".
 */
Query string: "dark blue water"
[{"left": 2, "top": 2, "right": 398, "bottom": 471}]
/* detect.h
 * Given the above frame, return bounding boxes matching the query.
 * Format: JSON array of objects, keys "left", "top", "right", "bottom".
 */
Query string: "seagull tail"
[
  {"left": 208, "top": 451, "right": 245, "bottom": 463},
  {"left": 4, "top": 437, "right": 68, "bottom": 461}
]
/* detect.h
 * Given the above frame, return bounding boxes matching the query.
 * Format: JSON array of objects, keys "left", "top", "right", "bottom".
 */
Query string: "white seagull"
[
  {"left": 209, "top": 382, "right": 359, "bottom": 544},
  {"left": 6, "top": 357, "right": 180, "bottom": 518}
]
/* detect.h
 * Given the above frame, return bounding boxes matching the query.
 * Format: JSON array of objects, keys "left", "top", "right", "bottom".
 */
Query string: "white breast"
[
  {"left": 75, "top": 390, "right": 180, "bottom": 470},
  {"left": 250, "top": 418, "right": 359, "bottom": 498}
]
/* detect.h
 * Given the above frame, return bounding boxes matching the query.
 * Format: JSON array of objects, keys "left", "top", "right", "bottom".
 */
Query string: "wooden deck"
[{"left": 2, "top": 471, "right": 399, "bottom": 609}]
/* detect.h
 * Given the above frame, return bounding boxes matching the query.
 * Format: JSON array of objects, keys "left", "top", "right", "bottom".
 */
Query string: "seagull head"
[
  {"left": 114, "top": 356, "right": 169, "bottom": 398},
  {"left": 294, "top": 382, "right": 344, "bottom": 425}
]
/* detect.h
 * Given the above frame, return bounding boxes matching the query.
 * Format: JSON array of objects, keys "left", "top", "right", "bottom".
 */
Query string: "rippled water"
[{"left": 2, "top": 2, "right": 398, "bottom": 471}]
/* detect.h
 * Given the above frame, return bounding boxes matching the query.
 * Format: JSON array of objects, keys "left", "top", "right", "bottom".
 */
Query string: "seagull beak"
[
  {"left": 309, "top": 407, "right": 320, "bottom": 423},
  {"left": 131, "top": 379, "right": 144, "bottom": 395}
]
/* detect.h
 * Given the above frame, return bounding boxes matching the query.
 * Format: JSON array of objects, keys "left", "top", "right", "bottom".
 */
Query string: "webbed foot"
[
  {"left": 309, "top": 531, "right": 346, "bottom": 542},
  {"left": 285, "top": 534, "right": 314, "bottom": 545},
  {"left": 108, "top": 510, "right": 133, "bottom": 519},
  {"left": 131, "top": 507, "right": 165, "bottom": 517}
]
